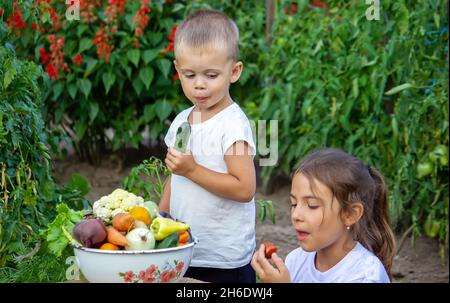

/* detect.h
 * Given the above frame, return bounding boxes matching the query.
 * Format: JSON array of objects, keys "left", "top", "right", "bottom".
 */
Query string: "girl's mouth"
[{"left": 296, "top": 230, "right": 310, "bottom": 241}]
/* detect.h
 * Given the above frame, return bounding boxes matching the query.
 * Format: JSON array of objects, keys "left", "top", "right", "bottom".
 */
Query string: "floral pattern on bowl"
[{"left": 119, "top": 260, "right": 185, "bottom": 283}]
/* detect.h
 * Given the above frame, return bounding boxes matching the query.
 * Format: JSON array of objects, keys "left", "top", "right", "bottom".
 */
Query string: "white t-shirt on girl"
[
  {"left": 285, "top": 242, "right": 390, "bottom": 283},
  {"left": 164, "top": 102, "right": 256, "bottom": 268}
]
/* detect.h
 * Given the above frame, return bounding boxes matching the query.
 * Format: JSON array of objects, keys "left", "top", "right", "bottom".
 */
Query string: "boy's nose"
[{"left": 194, "top": 78, "right": 206, "bottom": 90}]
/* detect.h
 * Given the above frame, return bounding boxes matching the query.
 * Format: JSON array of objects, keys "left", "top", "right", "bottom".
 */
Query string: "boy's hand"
[
  {"left": 165, "top": 147, "right": 197, "bottom": 177},
  {"left": 251, "top": 243, "right": 291, "bottom": 283}
]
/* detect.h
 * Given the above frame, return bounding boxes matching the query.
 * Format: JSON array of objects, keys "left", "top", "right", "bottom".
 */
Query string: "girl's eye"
[
  {"left": 290, "top": 204, "right": 297, "bottom": 209},
  {"left": 308, "top": 205, "right": 319, "bottom": 210}
]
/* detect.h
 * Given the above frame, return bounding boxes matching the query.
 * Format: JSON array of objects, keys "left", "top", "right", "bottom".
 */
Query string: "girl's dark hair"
[{"left": 296, "top": 148, "right": 396, "bottom": 278}]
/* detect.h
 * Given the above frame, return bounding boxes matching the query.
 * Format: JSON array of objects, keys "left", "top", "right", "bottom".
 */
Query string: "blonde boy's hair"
[{"left": 174, "top": 10, "right": 240, "bottom": 61}]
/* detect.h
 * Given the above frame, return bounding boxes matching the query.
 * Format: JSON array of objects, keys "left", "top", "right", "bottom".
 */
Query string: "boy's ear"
[
  {"left": 342, "top": 202, "right": 364, "bottom": 228},
  {"left": 173, "top": 60, "right": 179, "bottom": 72},
  {"left": 230, "top": 61, "right": 243, "bottom": 83}
]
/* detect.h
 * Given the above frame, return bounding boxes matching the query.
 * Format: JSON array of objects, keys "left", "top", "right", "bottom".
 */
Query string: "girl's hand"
[
  {"left": 165, "top": 147, "right": 197, "bottom": 177},
  {"left": 251, "top": 243, "right": 291, "bottom": 283}
]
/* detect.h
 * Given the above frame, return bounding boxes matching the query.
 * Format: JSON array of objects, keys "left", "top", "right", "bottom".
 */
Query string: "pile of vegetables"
[{"left": 56, "top": 189, "right": 192, "bottom": 252}]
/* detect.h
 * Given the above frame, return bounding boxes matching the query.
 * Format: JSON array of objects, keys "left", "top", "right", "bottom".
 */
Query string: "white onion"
[{"left": 125, "top": 228, "right": 155, "bottom": 250}]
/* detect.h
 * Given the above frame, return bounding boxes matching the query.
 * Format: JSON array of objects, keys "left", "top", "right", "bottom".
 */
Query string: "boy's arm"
[
  {"left": 165, "top": 141, "right": 256, "bottom": 202},
  {"left": 158, "top": 175, "right": 171, "bottom": 212}
]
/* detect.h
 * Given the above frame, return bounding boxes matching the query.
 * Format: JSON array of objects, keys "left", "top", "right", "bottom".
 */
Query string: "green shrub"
[
  {"left": 252, "top": 0, "right": 448, "bottom": 252},
  {"left": 0, "top": 44, "right": 89, "bottom": 280}
]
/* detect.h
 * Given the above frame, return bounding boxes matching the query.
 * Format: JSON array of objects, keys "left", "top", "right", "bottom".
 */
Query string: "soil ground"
[{"left": 52, "top": 152, "right": 449, "bottom": 283}]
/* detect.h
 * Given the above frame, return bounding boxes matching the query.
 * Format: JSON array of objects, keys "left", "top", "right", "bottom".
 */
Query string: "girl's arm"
[
  {"left": 165, "top": 141, "right": 256, "bottom": 202},
  {"left": 158, "top": 175, "right": 171, "bottom": 212}
]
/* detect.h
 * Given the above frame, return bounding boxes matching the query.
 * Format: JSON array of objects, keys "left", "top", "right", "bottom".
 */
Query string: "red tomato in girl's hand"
[{"left": 263, "top": 242, "right": 278, "bottom": 258}]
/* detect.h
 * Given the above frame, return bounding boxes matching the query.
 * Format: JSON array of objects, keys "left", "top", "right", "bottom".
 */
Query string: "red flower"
[
  {"left": 146, "top": 265, "right": 157, "bottom": 276},
  {"left": 7, "top": 4, "right": 27, "bottom": 29},
  {"left": 143, "top": 277, "right": 156, "bottom": 283},
  {"left": 93, "top": 27, "right": 113, "bottom": 62},
  {"left": 72, "top": 54, "right": 84, "bottom": 65},
  {"left": 162, "top": 25, "right": 177, "bottom": 55},
  {"left": 39, "top": 49, "right": 50, "bottom": 64},
  {"left": 124, "top": 271, "right": 134, "bottom": 283},
  {"left": 160, "top": 270, "right": 173, "bottom": 283},
  {"left": 284, "top": 3, "right": 297, "bottom": 15},
  {"left": 31, "top": 22, "right": 37, "bottom": 31},
  {"left": 172, "top": 73, "right": 179, "bottom": 82},
  {"left": 311, "top": 0, "right": 327, "bottom": 9},
  {"left": 176, "top": 261, "right": 184, "bottom": 272},
  {"left": 0, "top": 9, "right": 3, "bottom": 16},
  {"left": 45, "top": 63, "right": 58, "bottom": 79},
  {"left": 133, "top": 3, "right": 151, "bottom": 48}
]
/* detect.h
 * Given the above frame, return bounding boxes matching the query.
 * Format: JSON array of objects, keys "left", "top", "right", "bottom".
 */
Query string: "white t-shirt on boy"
[{"left": 164, "top": 102, "right": 256, "bottom": 268}]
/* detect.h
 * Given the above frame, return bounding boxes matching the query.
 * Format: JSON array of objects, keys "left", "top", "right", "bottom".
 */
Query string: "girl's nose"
[{"left": 291, "top": 204, "right": 304, "bottom": 222}]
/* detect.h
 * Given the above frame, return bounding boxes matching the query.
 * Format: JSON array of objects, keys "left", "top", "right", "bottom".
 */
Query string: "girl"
[{"left": 251, "top": 148, "right": 396, "bottom": 283}]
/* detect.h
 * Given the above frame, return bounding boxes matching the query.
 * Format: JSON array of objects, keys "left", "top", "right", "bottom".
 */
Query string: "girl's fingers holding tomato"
[
  {"left": 271, "top": 253, "right": 287, "bottom": 272},
  {"left": 251, "top": 251, "right": 264, "bottom": 277}
]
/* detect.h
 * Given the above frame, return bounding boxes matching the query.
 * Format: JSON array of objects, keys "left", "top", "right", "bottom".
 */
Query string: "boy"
[{"left": 159, "top": 9, "right": 257, "bottom": 283}]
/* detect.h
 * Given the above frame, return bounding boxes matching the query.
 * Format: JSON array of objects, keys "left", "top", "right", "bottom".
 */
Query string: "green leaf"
[
  {"left": 75, "top": 120, "right": 87, "bottom": 140},
  {"left": 53, "top": 82, "right": 64, "bottom": 100},
  {"left": 3, "top": 62, "right": 16, "bottom": 89},
  {"left": 385, "top": 83, "right": 413, "bottom": 95},
  {"left": 102, "top": 72, "right": 116, "bottom": 94},
  {"left": 258, "top": 200, "right": 266, "bottom": 223},
  {"left": 78, "top": 78, "right": 92, "bottom": 98},
  {"left": 41, "top": 10, "right": 51, "bottom": 23},
  {"left": 45, "top": 204, "right": 87, "bottom": 256},
  {"left": 156, "top": 58, "right": 172, "bottom": 79},
  {"left": 143, "top": 104, "right": 156, "bottom": 122},
  {"left": 132, "top": 78, "right": 143, "bottom": 96},
  {"left": 125, "top": 14, "right": 135, "bottom": 28},
  {"left": 139, "top": 66, "right": 154, "bottom": 90},
  {"left": 156, "top": 100, "right": 172, "bottom": 121},
  {"left": 85, "top": 57, "right": 98, "bottom": 75},
  {"left": 77, "top": 24, "right": 89, "bottom": 37},
  {"left": 78, "top": 38, "right": 92, "bottom": 53},
  {"left": 122, "top": 64, "right": 132, "bottom": 79},
  {"left": 266, "top": 200, "right": 276, "bottom": 224},
  {"left": 66, "top": 174, "right": 91, "bottom": 197},
  {"left": 68, "top": 83, "right": 77, "bottom": 99},
  {"left": 127, "top": 49, "right": 140, "bottom": 67},
  {"left": 143, "top": 49, "right": 160, "bottom": 64},
  {"left": 89, "top": 102, "right": 99, "bottom": 123}
]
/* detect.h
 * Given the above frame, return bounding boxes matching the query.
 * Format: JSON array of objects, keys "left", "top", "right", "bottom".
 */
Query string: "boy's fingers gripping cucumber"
[{"left": 175, "top": 121, "right": 191, "bottom": 153}]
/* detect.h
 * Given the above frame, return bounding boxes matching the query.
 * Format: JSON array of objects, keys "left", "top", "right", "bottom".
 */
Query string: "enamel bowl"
[{"left": 71, "top": 238, "right": 198, "bottom": 283}]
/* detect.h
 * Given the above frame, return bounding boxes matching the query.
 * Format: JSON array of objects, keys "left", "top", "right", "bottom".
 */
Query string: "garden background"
[{"left": 0, "top": 0, "right": 448, "bottom": 282}]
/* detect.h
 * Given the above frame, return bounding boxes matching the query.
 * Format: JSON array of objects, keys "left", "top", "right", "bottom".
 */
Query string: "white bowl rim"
[{"left": 71, "top": 237, "right": 199, "bottom": 255}]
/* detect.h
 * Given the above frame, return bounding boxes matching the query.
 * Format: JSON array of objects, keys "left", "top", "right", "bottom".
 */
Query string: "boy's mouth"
[
  {"left": 296, "top": 230, "right": 310, "bottom": 241},
  {"left": 195, "top": 96, "right": 209, "bottom": 102}
]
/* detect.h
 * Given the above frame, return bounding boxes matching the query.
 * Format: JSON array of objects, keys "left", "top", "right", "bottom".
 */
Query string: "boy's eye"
[
  {"left": 206, "top": 74, "right": 218, "bottom": 79},
  {"left": 184, "top": 74, "right": 194, "bottom": 78}
]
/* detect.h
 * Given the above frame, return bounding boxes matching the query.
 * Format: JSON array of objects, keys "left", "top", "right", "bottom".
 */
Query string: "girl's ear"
[
  {"left": 342, "top": 202, "right": 364, "bottom": 227},
  {"left": 230, "top": 61, "right": 243, "bottom": 83}
]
